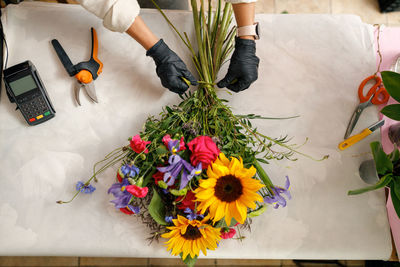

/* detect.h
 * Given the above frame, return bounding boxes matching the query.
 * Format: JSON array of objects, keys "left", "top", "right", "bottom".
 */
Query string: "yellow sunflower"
[
  {"left": 195, "top": 153, "right": 265, "bottom": 225},
  {"left": 161, "top": 215, "right": 221, "bottom": 260}
]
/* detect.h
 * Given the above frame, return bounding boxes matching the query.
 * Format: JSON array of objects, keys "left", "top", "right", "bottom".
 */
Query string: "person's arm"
[
  {"left": 76, "top": 0, "right": 197, "bottom": 94},
  {"left": 232, "top": 3, "right": 256, "bottom": 40},
  {"left": 217, "top": 1, "right": 259, "bottom": 92}
]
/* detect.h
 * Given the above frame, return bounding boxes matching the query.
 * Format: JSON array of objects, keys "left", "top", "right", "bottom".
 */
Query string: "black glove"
[
  {"left": 217, "top": 37, "right": 260, "bottom": 92},
  {"left": 146, "top": 39, "right": 197, "bottom": 94}
]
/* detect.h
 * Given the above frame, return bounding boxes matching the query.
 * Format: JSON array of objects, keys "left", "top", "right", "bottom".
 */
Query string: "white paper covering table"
[{"left": 0, "top": 2, "right": 392, "bottom": 260}]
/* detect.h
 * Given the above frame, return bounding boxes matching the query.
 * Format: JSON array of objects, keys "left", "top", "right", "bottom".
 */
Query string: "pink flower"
[
  {"left": 126, "top": 185, "right": 149, "bottom": 198},
  {"left": 130, "top": 135, "right": 151, "bottom": 154},
  {"left": 221, "top": 227, "right": 236, "bottom": 239},
  {"left": 187, "top": 136, "right": 220, "bottom": 169}
]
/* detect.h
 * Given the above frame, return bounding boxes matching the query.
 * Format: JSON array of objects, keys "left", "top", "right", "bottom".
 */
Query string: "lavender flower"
[
  {"left": 76, "top": 181, "right": 96, "bottom": 194},
  {"left": 264, "top": 176, "right": 291, "bottom": 209}
]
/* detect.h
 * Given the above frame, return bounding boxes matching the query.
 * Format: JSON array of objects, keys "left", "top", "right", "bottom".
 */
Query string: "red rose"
[
  {"left": 176, "top": 191, "right": 197, "bottom": 210},
  {"left": 187, "top": 136, "right": 220, "bottom": 169},
  {"left": 152, "top": 171, "right": 164, "bottom": 185},
  {"left": 130, "top": 135, "right": 151, "bottom": 154}
]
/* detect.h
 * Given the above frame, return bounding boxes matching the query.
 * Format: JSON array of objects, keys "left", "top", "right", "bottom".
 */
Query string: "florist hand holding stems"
[{"left": 76, "top": 0, "right": 260, "bottom": 94}]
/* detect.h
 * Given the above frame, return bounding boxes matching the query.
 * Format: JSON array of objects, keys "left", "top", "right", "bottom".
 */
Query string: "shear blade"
[
  {"left": 74, "top": 81, "right": 83, "bottom": 106},
  {"left": 84, "top": 82, "right": 98, "bottom": 103}
]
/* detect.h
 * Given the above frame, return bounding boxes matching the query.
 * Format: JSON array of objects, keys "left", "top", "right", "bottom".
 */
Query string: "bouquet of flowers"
[{"left": 58, "top": 1, "right": 326, "bottom": 265}]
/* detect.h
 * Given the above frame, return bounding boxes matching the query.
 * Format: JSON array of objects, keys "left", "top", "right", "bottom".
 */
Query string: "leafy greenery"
[
  {"left": 148, "top": 189, "right": 167, "bottom": 226},
  {"left": 381, "top": 71, "right": 400, "bottom": 120},
  {"left": 348, "top": 141, "right": 400, "bottom": 219}
]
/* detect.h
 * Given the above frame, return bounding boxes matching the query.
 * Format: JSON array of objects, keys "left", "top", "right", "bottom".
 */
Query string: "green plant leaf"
[
  {"left": 181, "top": 253, "right": 197, "bottom": 267},
  {"left": 370, "top": 141, "right": 393, "bottom": 175},
  {"left": 393, "top": 176, "right": 400, "bottom": 201},
  {"left": 382, "top": 71, "right": 400, "bottom": 103},
  {"left": 381, "top": 104, "right": 400, "bottom": 121},
  {"left": 390, "top": 145, "right": 400, "bottom": 162},
  {"left": 348, "top": 174, "right": 392, "bottom": 195},
  {"left": 148, "top": 189, "right": 167, "bottom": 226},
  {"left": 390, "top": 181, "right": 400, "bottom": 220}
]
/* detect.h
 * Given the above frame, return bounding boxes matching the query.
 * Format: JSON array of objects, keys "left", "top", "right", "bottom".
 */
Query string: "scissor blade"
[
  {"left": 84, "top": 82, "right": 98, "bottom": 103},
  {"left": 344, "top": 106, "right": 362, "bottom": 139},
  {"left": 368, "top": 119, "right": 385, "bottom": 132},
  {"left": 344, "top": 96, "right": 374, "bottom": 139}
]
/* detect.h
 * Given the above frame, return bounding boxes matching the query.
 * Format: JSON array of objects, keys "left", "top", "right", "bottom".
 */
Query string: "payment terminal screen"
[{"left": 9, "top": 75, "right": 37, "bottom": 96}]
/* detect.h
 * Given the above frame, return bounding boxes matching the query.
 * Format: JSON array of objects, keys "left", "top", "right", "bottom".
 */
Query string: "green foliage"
[
  {"left": 348, "top": 173, "right": 392, "bottom": 195},
  {"left": 390, "top": 179, "right": 400, "bottom": 219},
  {"left": 380, "top": 71, "right": 400, "bottom": 121},
  {"left": 382, "top": 71, "right": 400, "bottom": 103},
  {"left": 148, "top": 189, "right": 167, "bottom": 226},
  {"left": 348, "top": 141, "right": 400, "bottom": 219},
  {"left": 181, "top": 254, "right": 197, "bottom": 267},
  {"left": 370, "top": 141, "right": 393, "bottom": 175}
]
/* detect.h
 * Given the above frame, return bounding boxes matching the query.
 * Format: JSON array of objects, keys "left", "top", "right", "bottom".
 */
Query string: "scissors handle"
[{"left": 358, "top": 75, "right": 389, "bottom": 105}]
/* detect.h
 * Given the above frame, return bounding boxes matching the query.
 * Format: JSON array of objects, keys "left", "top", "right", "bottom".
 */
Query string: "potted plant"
[{"left": 348, "top": 141, "right": 400, "bottom": 218}]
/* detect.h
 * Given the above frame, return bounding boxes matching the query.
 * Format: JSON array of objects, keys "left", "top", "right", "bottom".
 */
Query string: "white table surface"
[{"left": 0, "top": 2, "right": 392, "bottom": 260}]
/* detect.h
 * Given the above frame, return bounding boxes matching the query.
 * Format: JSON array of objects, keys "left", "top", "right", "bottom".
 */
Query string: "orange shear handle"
[
  {"left": 358, "top": 75, "right": 389, "bottom": 105},
  {"left": 91, "top": 28, "right": 103, "bottom": 76}
]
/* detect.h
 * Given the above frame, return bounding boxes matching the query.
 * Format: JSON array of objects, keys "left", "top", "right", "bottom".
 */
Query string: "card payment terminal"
[{"left": 3, "top": 61, "right": 55, "bottom": 125}]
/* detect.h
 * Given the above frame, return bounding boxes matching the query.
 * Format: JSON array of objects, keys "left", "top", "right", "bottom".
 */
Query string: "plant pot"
[{"left": 359, "top": 159, "right": 379, "bottom": 185}]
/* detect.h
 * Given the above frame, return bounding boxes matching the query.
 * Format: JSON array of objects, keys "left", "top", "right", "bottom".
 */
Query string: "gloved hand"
[
  {"left": 146, "top": 39, "right": 197, "bottom": 94},
  {"left": 217, "top": 37, "right": 260, "bottom": 92}
]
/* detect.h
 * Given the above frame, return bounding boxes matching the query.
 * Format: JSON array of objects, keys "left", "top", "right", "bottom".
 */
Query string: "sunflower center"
[
  {"left": 182, "top": 225, "right": 202, "bottom": 240},
  {"left": 214, "top": 175, "right": 243, "bottom": 202}
]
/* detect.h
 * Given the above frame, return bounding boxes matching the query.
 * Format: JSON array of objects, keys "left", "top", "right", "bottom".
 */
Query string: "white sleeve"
[
  {"left": 225, "top": 0, "right": 257, "bottom": 3},
  {"left": 76, "top": 0, "right": 140, "bottom": 33}
]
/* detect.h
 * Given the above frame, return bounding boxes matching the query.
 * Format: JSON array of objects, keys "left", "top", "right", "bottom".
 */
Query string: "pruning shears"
[{"left": 51, "top": 27, "right": 103, "bottom": 105}]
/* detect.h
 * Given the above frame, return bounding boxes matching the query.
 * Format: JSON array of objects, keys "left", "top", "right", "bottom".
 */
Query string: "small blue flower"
[
  {"left": 120, "top": 164, "right": 140, "bottom": 178},
  {"left": 76, "top": 181, "right": 96, "bottom": 194},
  {"left": 165, "top": 216, "right": 174, "bottom": 223},
  {"left": 183, "top": 208, "right": 203, "bottom": 221}
]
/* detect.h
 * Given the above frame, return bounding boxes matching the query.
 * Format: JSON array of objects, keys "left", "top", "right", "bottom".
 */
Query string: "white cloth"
[
  {"left": 77, "top": 0, "right": 256, "bottom": 33},
  {"left": 0, "top": 2, "right": 392, "bottom": 260}
]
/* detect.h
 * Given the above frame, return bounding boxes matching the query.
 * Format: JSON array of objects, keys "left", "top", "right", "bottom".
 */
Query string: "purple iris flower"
[
  {"left": 107, "top": 178, "right": 133, "bottom": 209},
  {"left": 76, "top": 181, "right": 96, "bottom": 194},
  {"left": 157, "top": 155, "right": 202, "bottom": 189},
  {"left": 157, "top": 154, "right": 185, "bottom": 186},
  {"left": 264, "top": 176, "right": 291, "bottom": 209},
  {"left": 168, "top": 139, "right": 180, "bottom": 154},
  {"left": 120, "top": 164, "right": 140, "bottom": 177},
  {"left": 180, "top": 161, "right": 202, "bottom": 190},
  {"left": 184, "top": 208, "right": 204, "bottom": 221}
]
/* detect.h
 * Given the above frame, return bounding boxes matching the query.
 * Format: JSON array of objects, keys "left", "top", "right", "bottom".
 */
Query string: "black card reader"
[{"left": 3, "top": 61, "right": 55, "bottom": 125}]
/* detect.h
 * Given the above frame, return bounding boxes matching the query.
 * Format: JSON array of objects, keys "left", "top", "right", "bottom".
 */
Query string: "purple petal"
[
  {"left": 108, "top": 183, "right": 122, "bottom": 195},
  {"left": 182, "top": 159, "right": 194, "bottom": 172},
  {"left": 284, "top": 176, "right": 290, "bottom": 190},
  {"left": 168, "top": 140, "right": 180, "bottom": 152},
  {"left": 180, "top": 170, "right": 190, "bottom": 190}
]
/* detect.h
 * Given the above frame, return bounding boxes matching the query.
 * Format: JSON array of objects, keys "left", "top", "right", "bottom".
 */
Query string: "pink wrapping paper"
[{"left": 376, "top": 26, "right": 400, "bottom": 257}]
